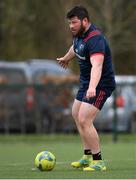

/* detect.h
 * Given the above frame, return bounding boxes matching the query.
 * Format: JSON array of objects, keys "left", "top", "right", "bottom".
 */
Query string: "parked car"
[
  {"left": 0, "top": 60, "right": 77, "bottom": 133},
  {"left": 95, "top": 75, "right": 136, "bottom": 132},
  {"left": 28, "top": 59, "right": 77, "bottom": 133}
]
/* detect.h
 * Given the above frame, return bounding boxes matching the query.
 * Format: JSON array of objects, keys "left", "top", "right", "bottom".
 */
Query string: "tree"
[
  {"left": 0, "top": 0, "right": 135, "bottom": 74},
  {"left": 83, "top": 0, "right": 136, "bottom": 74}
]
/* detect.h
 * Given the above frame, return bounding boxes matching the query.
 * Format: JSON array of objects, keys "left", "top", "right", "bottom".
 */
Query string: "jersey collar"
[{"left": 81, "top": 24, "right": 93, "bottom": 38}]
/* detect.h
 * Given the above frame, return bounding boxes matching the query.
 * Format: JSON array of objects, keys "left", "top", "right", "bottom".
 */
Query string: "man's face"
[{"left": 68, "top": 16, "right": 86, "bottom": 37}]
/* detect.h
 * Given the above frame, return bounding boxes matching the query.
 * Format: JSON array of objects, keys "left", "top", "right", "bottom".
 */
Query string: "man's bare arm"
[
  {"left": 86, "top": 54, "right": 104, "bottom": 99},
  {"left": 57, "top": 45, "right": 75, "bottom": 69}
]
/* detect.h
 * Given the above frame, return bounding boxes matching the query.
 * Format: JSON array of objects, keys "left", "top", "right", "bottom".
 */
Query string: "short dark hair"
[{"left": 66, "top": 5, "right": 90, "bottom": 21}]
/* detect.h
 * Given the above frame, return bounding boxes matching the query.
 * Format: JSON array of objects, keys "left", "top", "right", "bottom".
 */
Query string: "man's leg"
[
  {"left": 78, "top": 102, "right": 106, "bottom": 171},
  {"left": 78, "top": 102, "right": 100, "bottom": 154},
  {"left": 72, "top": 99, "right": 91, "bottom": 149},
  {"left": 71, "top": 99, "right": 81, "bottom": 133},
  {"left": 71, "top": 99, "right": 92, "bottom": 168}
]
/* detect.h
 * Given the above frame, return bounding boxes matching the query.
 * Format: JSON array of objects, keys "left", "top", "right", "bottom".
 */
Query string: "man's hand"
[
  {"left": 57, "top": 45, "right": 75, "bottom": 69},
  {"left": 56, "top": 57, "right": 69, "bottom": 69},
  {"left": 86, "top": 87, "right": 96, "bottom": 100}
]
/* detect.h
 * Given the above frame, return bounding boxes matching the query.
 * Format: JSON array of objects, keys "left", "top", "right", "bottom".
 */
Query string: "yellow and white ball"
[{"left": 35, "top": 151, "right": 56, "bottom": 171}]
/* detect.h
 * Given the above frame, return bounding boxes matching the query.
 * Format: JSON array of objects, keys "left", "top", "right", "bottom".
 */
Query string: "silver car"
[{"left": 95, "top": 76, "right": 136, "bottom": 132}]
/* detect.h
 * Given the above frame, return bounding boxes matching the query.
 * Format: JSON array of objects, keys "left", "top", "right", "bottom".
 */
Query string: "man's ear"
[
  {"left": 82, "top": 17, "right": 89, "bottom": 26},
  {"left": 83, "top": 17, "right": 89, "bottom": 23}
]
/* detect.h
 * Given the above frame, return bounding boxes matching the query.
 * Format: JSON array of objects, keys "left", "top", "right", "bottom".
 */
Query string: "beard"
[{"left": 72, "top": 22, "right": 86, "bottom": 37}]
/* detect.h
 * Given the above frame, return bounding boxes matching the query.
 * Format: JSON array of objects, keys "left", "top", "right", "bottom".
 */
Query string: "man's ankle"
[
  {"left": 84, "top": 149, "right": 92, "bottom": 155},
  {"left": 92, "top": 151, "right": 102, "bottom": 160}
]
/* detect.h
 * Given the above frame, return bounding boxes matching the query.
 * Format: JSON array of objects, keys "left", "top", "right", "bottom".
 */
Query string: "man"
[{"left": 57, "top": 5, "right": 116, "bottom": 171}]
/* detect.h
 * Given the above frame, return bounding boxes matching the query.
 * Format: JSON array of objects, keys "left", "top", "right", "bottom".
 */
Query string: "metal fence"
[
  {"left": 0, "top": 79, "right": 136, "bottom": 135},
  {"left": 0, "top": 83, "right": 77, "bottom": 134},
  {"left": 112, "top": 82, "right": 136, "bottom": 141}
]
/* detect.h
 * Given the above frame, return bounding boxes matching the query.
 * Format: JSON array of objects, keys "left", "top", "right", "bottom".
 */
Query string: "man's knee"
[
  {"left": 72, "top": 100, "right": 81, "bottom": 121},
  {"left": 72, "top": 109, "right": 78, "bottom": 120},
  {"left": 78, "top": 112, "right": 88, "bottom": 129},
  {"left": 78, "top": 110, "right": 95, "bottom": 129}
]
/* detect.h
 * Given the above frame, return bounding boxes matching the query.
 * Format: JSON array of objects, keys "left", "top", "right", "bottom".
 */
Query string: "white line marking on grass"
[
  {"left": 3, "top": 162, "right": 32, "bottom": 166},
  {"left": 2, "top": 161, "right": 70, "bottom": 167},
  {"left": 105, "top": 158, "right": 135, "bottom": 162},
  {"left": 31, "top": 167, "right": 36, "bottom": 170},
  {"left": 2, "top": 158, "right": 135, "bottom": 167},
  {"left": 56, "top": 161, "right": 70, "bottom": 164}
]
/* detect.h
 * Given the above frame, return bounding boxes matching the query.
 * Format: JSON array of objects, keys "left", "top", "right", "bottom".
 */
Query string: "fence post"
[
  {"left": 112, "top": 89, "right": 118, "bottom": 142},
  {"left": 4, "top": 98, "right": 10, "bottom": 134}
]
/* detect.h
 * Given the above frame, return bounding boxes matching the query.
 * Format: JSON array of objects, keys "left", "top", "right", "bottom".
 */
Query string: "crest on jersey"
[{"left": 79, "top": 44, "right": 85, "bottom": 51}]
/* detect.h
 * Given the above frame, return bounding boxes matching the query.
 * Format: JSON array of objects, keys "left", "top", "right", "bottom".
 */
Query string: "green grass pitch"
[{"left": 0, "top": 134, "right": 136, "bottom": 179}]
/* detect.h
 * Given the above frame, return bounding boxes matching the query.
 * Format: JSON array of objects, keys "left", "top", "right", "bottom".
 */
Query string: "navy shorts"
[{"left": 76, "top": 84, "right": 115, "bottom": 110}]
